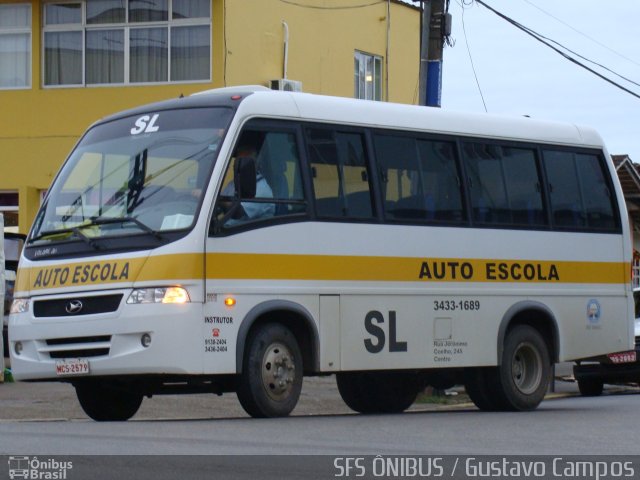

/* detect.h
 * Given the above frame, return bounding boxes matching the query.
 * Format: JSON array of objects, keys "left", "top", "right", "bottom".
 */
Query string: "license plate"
[
  {"left": 55, "top": 358, "right": 90, "bottom": 376},
  {"left": 607, "top": 351, "right": 637, "bottom": 364}
]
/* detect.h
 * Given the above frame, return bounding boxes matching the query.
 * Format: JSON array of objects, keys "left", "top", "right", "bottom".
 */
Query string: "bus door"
[{"left": 203, "top": 122, "right": 308, "bottom": 374}]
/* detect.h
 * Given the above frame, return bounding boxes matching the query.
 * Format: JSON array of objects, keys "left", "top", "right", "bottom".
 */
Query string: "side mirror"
[{"left": 234, "top": 157, "right": 256, "bottom": 199}]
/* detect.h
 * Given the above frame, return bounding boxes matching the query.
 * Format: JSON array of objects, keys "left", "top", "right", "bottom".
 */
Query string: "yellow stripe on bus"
[
  {"left": 16, "top": 252, "right": 628, "bottom": 292},
  {"left": 16, "top": 254, "right": 204, "bottom": 292},
  {"left": 205, "top": 253, "right": 629, "bottom": 284}
]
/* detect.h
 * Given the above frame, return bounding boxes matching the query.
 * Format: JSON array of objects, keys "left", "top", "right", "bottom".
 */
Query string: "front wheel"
[
  {"left": 74, "top": 382, "right": 143, "bottom": 421},
  {"left": 236, "top": 323, "right": 303, "bottom": 418}
]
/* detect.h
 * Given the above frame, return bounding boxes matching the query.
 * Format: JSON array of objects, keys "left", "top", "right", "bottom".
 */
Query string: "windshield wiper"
[
  {"left": 30, "top": 226, "right": 102, "bottom": 250},
  {"left": 30, "top": 216, "right": 162, "bottom": 245},
  {"left": 88, "top": 216, "right": 163, "bottom": 240}
]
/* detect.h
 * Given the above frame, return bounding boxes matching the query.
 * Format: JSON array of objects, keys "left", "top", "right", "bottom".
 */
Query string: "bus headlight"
[
  {"left": 10, "top": 298, "right": 30, "bottom": 314},
  {"left": 127, "top": 287, "right": 190, "bottom": 304}
]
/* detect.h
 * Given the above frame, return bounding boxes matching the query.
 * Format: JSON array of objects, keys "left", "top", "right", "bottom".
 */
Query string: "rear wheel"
[
  {"left": 495, "top": 325, "right": 551, "bottom": 410},
  {"left": 75, "top": 382, "right": 143, "bottom": 421},
  {"left": 577, "top": 378, "right": 604, "bottom": 396},
  {"left": 336, "top": 371, "right": 419, "bottom": 414},
  {"left": 464, "top": 367, "right": 505, "bottom": 411},
  {"left": 236, "top": 323, "right": 303, "bottom": 418},
  {"left": 466, "top": 325, "right": 551, "bottom": 411}
]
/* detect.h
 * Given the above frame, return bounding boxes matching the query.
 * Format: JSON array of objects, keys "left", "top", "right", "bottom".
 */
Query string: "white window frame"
[
  {"left": 0, "top": 3, "right": 32, "bottom": 90},
  {"left": 0, "top": 190, "right": 20, "bottom": 232},
  {"left": 42, "top": 0, "right": 211, "bottom": 88},
  {"left": 354, "top": 50, "right": 382, "bottom": 101}
]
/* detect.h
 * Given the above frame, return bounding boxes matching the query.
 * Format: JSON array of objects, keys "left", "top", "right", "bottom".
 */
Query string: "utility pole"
[{"left": 418, "top": 0, "right": 449, "bottom": 107}]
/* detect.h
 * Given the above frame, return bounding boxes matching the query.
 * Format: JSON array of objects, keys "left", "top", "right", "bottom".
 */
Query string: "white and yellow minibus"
[{"left": 9, "top": 86, "right": 635, "bottom": 420}]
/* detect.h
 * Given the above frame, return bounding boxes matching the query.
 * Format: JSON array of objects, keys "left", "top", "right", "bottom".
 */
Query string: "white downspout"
[{"left": 282, "top": 21, "right": 289, "bottom": 80}]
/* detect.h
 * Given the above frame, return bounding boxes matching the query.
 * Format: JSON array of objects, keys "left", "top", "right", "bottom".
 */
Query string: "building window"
[
  {"left": 43, "top": 0, "right": 211, "bottom": 87},
  {"left": 354, "top": 51, "right": 382, "bottom": 101},
  {"left": 0, "top": 4, "right": 32, "bottom": 89},
  {"left": 0, "top": 191, "right": 19, "bottom": 231}
]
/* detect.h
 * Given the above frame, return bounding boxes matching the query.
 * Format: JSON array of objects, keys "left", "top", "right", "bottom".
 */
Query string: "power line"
[
  {"left": 461, "top": 2, "right": 488, "bottom": 111},
  {"left": 521, "top": 0, "right": 640, "bottom": 69},
  {"left": 527, "top": 28, "right": 640, "bottom": 90},
  {"left": 278, "top": 0, "right": 385, "bottom": 10},
  {"left": 515, "top": 2, "right": 640, "bottom": 88},
  {"left": 474, "top": 0, "right": 640, "bottom": 101}
]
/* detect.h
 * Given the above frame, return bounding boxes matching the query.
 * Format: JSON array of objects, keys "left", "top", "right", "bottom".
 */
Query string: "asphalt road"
[
  {"left": 0, "top": 376, "right": 638, "bottom": 455},
  {"left": 2, "top": 391, "right": 640, "bottom": 455},
  {"left": 1, "top": 376, "right": 639, "bottom": 480}
]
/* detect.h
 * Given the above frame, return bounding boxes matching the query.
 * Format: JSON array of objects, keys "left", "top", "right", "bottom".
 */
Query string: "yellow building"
[{"left": 0, "top": 0, "right": 420, "bottom": 234}]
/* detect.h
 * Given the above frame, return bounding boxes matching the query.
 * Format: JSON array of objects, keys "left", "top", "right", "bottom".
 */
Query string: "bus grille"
[
  {"left": 33, "top": 294, "right": 123, "bottom": 317},
  {"left": 45, "top": 335, "right": 111, "bottom": 359}
]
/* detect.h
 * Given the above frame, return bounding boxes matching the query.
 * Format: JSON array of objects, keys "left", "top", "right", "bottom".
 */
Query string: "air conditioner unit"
[{"left": 269, "top": 79, "right": 302, "bottom": 92}]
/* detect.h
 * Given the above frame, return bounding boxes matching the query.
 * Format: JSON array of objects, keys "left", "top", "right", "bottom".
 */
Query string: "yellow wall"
[
  {"left": 224, "top": 0, "right": 419, "bottom": 102},
  {"left": 0, "top": 0, "right": 419, "bottom": 233}
]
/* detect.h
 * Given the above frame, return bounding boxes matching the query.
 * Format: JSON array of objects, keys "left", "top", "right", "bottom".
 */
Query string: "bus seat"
[{"left": 345, "top": 191, "right": 373, "bottom": 218}]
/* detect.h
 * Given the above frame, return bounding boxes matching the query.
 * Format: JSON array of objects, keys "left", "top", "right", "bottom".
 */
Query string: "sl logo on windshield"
[{"left": 130, "top": 114, "right": 160, "bottom": 135}]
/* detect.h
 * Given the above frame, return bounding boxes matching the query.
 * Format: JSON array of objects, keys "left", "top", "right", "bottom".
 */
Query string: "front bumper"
[{"left": 9, "top": 289, "right": 209, "bottom": 381}]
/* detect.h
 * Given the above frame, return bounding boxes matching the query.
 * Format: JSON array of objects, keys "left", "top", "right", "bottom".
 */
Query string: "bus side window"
[
  {"left": 543, "top": 150, "right": 617, "bottom": 231},
  {"left": 374, "top": 133, "right": 463, "bottom": 224},
  {"left": 260, "top": 131, "right": 306, "bottom": 216},
  {"left": 214, "top": 128, "right": 306, "bottom": 230},
  {"left": 306, "top": 128, "right": 374, "bottom": 219},
  {"left": 416, "top": 138, "right": 464, "bottom": 222},
  {"left": 462, "top": 142, "right": 544, "bottom": 228},
  {"left": 577, "top": 153, "right": 617, "bottom": 230}
]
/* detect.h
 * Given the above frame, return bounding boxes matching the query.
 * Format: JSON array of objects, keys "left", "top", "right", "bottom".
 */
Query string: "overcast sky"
[{"left": 439, "top": 0, "right": 640, "bottom": 161}]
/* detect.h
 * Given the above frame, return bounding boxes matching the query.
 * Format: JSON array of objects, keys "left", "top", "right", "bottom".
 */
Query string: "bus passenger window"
[
  {"left": 374, "top": 134, "right": 463, "bottom": 223},
  {"left": 215, "top": 128, "right": 306, "bottom": 230},
  {"left": 462, "top": 143, "right": 544, "bottom": 228},
  {"left": 306, "top": 128, "right": 374, "bottom": 219},
  {"left": 543, "top": 150, "right": 617, "bottom": 231}
]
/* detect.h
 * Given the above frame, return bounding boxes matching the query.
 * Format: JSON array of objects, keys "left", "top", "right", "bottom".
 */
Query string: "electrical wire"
[
  {"left": 521, "top": 0, "right": 640, "bottom": 69},
  {"left": 278, "top": 0, "right": 385, "bottom": 10},
  {"left": 461, "top": 1, "right": 488, "bottom": 111},
  {"left": 513, "top": 2, "right": 640, "bottom": 88},
  {"left": 474, "top": 0, "right": 640, "bottom": 101},
  {"left": 528, "top": 29, "right": 640, "bottom": 89}
]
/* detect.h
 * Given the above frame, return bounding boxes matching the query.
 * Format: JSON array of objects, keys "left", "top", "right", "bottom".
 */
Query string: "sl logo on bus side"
[
  {"left": 131, "top": 114, "right": 160, "bottom": 135},
  {"left": 364, "top": 310, "right": 408, "bottom": 353}
]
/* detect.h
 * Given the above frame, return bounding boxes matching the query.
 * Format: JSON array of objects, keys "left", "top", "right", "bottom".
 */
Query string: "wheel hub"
[
  {"left": 511, "top": 341, "right": 543, "bottom": 395},
  {"left": 262, "top": 342, "right": 296, "bottom": 401}
]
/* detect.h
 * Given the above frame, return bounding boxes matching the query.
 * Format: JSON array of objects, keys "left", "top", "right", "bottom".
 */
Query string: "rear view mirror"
[{"left": 234, "top": 157, "right": 256, "bottom": 199}]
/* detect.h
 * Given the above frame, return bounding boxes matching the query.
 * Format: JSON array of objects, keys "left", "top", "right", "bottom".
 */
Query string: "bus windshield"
[{"left": 30, "top": 107, "right": 232, "bottom": 245}]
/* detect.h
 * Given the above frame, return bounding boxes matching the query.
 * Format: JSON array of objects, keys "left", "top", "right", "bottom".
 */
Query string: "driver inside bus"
[{"left": 219, "top": 139, "right": 275, "bottom": 225}]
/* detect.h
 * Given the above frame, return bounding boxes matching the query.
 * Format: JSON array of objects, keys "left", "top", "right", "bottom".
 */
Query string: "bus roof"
[{"left": 101, "top": 86, "right": 604, "bottom": 150}]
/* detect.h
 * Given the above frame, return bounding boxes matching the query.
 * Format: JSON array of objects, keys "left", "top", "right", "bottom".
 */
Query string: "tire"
[
  {"left": 75, "top": 382, "right": 143, "bottom": 421},
  {"left": 577, "top": 378, "right": 604, "bottom": 396},
  {"left": 336, "top": 371, "right": 419, "bottom": 414},
  {"left": 493, "top": 325, "right": 551, "bottom": 411},
  {"left": 464, "top": 367, "right": 505, "bottom": 411},
  {"left": 236, "top": 323, "right": 303, "bottom": 418}
]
